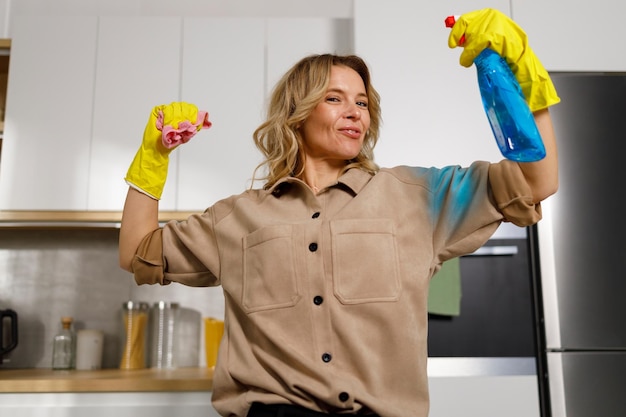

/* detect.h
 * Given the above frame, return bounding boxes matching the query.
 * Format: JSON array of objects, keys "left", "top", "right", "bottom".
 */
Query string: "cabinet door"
[
  {"left": 354, "top": 0, "right": 510, "bottom": 169},
  {"left": 512, "top": 1, "right": 626, "bottom": 72},
  {"left": 429, "top": 375, "right": 540, "bottom": 417},
  {"left": 89, "top": 17, "right": 183, "bottom": 211},
  {"left": 0, "top": 0, "right": 9, "bottom": 38},
  {"left": 175, "top": 18, "right": 265, "bottom": 211},
  {"left": 266, "top": 18, "right": 353, "bottom": 92},
  {"left": 0, "top": 16, "right": 98, "bottom": 210},
  {"left": 176, "top": 17, "right": 355, "bottom": 211}
]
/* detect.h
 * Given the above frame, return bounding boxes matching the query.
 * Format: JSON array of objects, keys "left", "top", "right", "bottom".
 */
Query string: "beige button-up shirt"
[{"left": 132, "top": 161, "right": 541, "bottom": 417}]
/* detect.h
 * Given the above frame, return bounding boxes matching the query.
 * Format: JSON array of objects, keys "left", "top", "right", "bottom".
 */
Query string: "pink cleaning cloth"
[{"left": 157, "top": 110, "right": 212, "bottom": 149}]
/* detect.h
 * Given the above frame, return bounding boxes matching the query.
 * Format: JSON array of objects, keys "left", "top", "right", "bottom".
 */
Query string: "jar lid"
[
  {"left": 122, "top": 301, "right": 150, "bottom": 310},
  {"left": 153, "top": 301, "right": 180, "bottom": 309}
]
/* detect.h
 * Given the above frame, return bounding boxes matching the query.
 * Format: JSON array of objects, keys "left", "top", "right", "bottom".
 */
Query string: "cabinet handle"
[{"left": 465, "top": 245, "right": 518, "bottom": 256}]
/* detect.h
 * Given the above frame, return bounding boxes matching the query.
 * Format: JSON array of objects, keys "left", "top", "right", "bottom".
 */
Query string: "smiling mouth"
[{"left": 340, "top": 128, "right": 362, "bottom": 138}]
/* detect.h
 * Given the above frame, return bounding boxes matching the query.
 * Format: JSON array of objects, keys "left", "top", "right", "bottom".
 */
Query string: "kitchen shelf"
[{"left": 0, "top": 210, "right": 199, "bottom": 227}]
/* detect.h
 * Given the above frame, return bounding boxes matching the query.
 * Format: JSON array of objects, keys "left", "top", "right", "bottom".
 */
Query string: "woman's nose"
[{"left": 346, "top": 105, "right": 361, "bottom": 119}]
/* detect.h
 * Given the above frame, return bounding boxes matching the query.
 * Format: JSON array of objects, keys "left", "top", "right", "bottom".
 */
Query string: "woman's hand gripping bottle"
[{"left": 445, "top": 14, "right": 546, "bottom": 162}]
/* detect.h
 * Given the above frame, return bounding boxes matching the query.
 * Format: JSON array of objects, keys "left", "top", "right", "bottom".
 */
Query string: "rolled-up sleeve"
[
  {"left": 131, "top": 228, "right": 170, "bottom": 286},
  {"left": 131, "top": 213, "right": 220, "bottom": 287},
  {"left": 488, "top": 160, "right": 542, "bottom": 226}
]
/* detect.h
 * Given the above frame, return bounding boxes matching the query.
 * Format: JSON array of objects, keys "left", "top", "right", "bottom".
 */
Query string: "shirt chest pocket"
[
  {"left": 242, "top": 225, "right": 300, "bottom": 313},
  {"left": 331, "top": 219, "right": 401, "bottom": 304}
]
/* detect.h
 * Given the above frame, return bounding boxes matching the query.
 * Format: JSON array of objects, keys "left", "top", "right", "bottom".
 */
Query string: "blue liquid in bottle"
[
  {"left": 474, "top": 49, "right": 545, "bottom": 162},
  {"left": 445, "top": 15, "right": 546, "bottom": 162}
]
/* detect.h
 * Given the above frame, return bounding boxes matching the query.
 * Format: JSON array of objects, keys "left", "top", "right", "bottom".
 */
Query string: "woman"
[{"left": 120, "top": 9, "right": 558, "bottom": 417}]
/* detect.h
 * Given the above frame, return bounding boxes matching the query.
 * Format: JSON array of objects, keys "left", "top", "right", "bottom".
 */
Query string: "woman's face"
[{"left": 300, "top": 65, "right": 370, "bottom": 166}]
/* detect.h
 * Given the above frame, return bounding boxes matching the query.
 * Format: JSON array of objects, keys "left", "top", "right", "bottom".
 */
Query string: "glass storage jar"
[{"left": 119, "top": 301, "right": 149, "bottom": 369}]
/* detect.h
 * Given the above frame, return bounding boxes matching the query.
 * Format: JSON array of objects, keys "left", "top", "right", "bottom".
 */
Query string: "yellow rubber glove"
[
  {"left": 125, "top": 102, "right": 212, "bottom": 200},
  {"left": 448, "top": 8, "right": 560, "bottom": 112}
]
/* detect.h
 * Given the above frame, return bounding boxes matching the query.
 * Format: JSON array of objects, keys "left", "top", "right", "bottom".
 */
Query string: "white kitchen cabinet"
[
  {"left": 1, "top": 380, "right": 538, "bottom": 417},
  {"left": 354, "top": 0, "right": 512, "bottom": 169},
  {"left": 265, "top": 18, "right": 353, "bottom": 92},
  {"left": 0, "top": 0, "right": 9, "bottom": 38},
  {"left": 0, "top": 16, "right": 98, "bottom": 210},
  {"left": 429, "top": 375, "right": 540, "bottom": 417},
  {"left": 511, "top": 1, "right": 626, "bottom": 72},
  {"left": 0, "top": 14, "right": 354, "bottom": 213},
  {"left": 174, "top": 18, "right": 265, "bottom": 211},
  {"left": 89, "top": 16, "right": 183, "bottom": 212},
  {"left": 0, "top": 15, "right": 185, "bottom": 212},
  {"left": 1, "top": 392, "right": 219, "bottom": 417},
  {"left": 427, "top": 358, "right": 541, "bottom": 417},
  {"left": 175, "top": 17, "right": 354, "bottom": 211}
]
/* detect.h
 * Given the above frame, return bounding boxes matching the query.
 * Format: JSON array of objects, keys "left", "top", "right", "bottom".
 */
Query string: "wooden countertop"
[{"left": 0, "top": 367, "right": 213, "bottom": 393}]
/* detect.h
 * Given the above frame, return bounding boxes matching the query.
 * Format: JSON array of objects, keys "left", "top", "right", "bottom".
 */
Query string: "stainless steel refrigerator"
[{"left": 531, "top": 73, "right": 626, "bottom": 417}]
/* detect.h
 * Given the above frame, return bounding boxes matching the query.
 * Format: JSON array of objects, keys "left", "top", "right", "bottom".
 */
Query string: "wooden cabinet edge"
[{"left": 0, "top": 210, "right": 199, "bottom": 225}]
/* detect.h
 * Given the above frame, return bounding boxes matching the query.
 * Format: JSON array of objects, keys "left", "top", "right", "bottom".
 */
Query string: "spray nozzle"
[{"left": 444, "top": 15, "right": 465, "bottom": 45}]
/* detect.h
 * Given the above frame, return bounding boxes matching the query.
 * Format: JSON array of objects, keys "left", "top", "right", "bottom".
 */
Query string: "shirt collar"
[
  {"left": 337, "top": 167, "right": 373, "bottom": 194},
  {"left": 268, "top": 168, "right": 374, "bottom": 197}
]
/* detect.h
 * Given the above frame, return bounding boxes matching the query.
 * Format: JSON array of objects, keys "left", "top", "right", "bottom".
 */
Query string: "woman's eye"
[
  {"left": 357, "top": 101, "right": 368, "bottom": 108},
  {"left": 326, "top": 96, "right": 340, "bottom": 103}
]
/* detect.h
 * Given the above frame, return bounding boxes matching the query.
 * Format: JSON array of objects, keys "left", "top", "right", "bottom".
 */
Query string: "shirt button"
[
  {"left": 321, "top": 353, "right": 332, "bottom": 363},
  {"left": 313, "top": 296, "right": 324, "bottom": 305},
  {"left": 338, "top": 392, "right": 350, "bottom": 402},
  {"left": 309, "top": 242, "right": 318, "bottom": 252},
  {"left": 312, "top": 212, "right": 320, "bottom": 219}
]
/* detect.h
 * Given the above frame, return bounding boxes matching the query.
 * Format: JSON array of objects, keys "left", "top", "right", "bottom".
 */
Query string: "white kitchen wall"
[
  {"left": 7, "top": 0, "right": 352, "bottom": 21},
  {"left": 353, "top": 0, "right": 511, "bottom": 169},
  {"left": 512, "top": 0, "right": 626, "bottom": 72},
  {"left": 0, "top": 228, "right": 128, "bottom": 368}
]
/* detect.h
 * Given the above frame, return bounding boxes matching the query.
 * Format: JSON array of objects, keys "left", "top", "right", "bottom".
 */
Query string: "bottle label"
[{"left": 486, "top": 107, "right": 506, "bottom": 149}]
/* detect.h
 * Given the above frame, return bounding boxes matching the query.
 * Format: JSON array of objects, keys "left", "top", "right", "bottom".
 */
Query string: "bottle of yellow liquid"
[{"left": 204, "top": 317, "right": 224, "bottom": 368}]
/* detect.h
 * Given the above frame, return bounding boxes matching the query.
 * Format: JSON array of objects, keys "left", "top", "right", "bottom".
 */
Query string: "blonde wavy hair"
[{"left": 252, "top": 54, "right": 382, "bottom": 189}]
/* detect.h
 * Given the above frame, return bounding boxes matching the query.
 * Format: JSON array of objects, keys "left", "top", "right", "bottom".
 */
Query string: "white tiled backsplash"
[{"left": 0, "top": 228, "right": 225, "bottom": 369}]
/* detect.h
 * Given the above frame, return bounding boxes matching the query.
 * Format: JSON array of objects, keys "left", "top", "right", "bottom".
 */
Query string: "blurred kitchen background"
[
  {"left": 1, "top": 1, "right": 625, "bottom": 417},
  {"left": 0, "top": 227, "right": 225, "bottom": 369}
]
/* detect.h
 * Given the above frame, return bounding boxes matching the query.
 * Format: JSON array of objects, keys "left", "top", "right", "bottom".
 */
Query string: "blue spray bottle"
[{"left": 445, "top": 15, "right": 545, "bottom": 162}]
